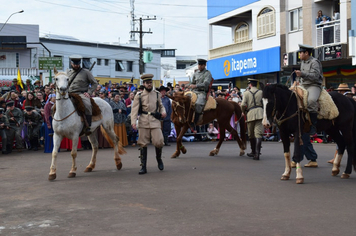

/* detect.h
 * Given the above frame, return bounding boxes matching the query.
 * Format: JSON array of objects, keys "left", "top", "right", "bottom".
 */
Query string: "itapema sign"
[{"left": 39, "top": 57, "right": 63, "bottom": 70}]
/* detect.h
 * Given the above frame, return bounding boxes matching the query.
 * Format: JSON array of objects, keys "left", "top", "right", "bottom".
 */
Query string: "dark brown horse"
[{"left": 169, "top": 92, "right": 246, "bottom": 158}]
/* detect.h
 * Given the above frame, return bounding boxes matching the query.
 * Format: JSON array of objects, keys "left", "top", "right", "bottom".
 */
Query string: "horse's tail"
[
  {"left": 233, "top": 102, "right": 246, "bottom": 149},
  {"left": 100, "top": 126, "right": 127, "bottom": 155}
]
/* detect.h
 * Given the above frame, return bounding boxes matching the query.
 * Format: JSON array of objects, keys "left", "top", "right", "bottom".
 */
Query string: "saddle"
[
  {"left": 290, "top": 83, "right": 339, "bottom": 120},
  {"left": 53, "top": 93, "right": 102, "bottom": 122},
  {"left": 185, "top": 91, "right": 216, "bottom": 124}
]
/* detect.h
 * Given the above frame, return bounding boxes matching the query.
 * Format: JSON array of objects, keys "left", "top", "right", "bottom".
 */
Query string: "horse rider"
[
  {"left": 0, "top": 108, "right": 10, "bottom": 154},
  {"left": 294, "top": 44, "right": 323, "bottom": 135},
  {"left": 67, "top": 55, "right": 98, "bottom": 135},
  {"left": 188, "top": 58, "right": 213, "bottom": 124},
  {"left": 5, "top": 101, "right": 24, "bottom": 152},
  {"left": 241, "top": 78, "right": 263, "bottom": 160},
  {"left": 23, "top": 106, "right": 43, "bottom": 151},
  {"left": 157, "top": 85, "right": 172, "bottom": 146},
  {"left": 131, "top": 74, "right": 167, "bottom": 175}
]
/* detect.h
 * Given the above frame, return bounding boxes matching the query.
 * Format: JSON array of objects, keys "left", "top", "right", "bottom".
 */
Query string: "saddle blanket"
[
  {"left": 185, "top": 91, "right": 217, "bottom": 111},
  {"left": 291, "top": 85, "right": 339, "bottom": 120}
]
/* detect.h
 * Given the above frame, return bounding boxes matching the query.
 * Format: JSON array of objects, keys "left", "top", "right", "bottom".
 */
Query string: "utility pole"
[{"left": 131, "top": 16, "right": 156, "bottom": 75}]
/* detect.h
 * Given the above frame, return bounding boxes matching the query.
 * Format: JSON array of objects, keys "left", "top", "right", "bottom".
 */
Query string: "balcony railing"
[
  {"left": 316, "top": 20, "right": 340, "bottom": 46},
  {"left": 0, "top": 67, "right": 38, "bottom": 76},
  {"left": 209, "top": 40, "right": 253, "bottom": 60}
]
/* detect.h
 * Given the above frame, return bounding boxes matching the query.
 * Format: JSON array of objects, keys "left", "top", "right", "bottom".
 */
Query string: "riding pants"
[
  {"left": 247, "top": 119, "right": 264, "bottom": 139},
  {"left": 79, "top": 93, "right": 92, "bottom": 115},
  {"left": 195, "top": 92, "right": 206, "bottom": 114},
  {"left": 303, "top": 84, "right": 322, "bottom": 113},
  {"left": 138, "top": 127, "right": 164, "bottom": 148}
]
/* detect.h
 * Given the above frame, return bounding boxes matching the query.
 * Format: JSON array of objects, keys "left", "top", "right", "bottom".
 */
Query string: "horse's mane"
[
  {"left": 170, "top": 91, "right": 191, "bottom": 103},
  {"left": 54, "top": 71, "right": 68, "bottom": 77},
  {"left": 266, "top": 83, "right": 289, "bottom": 91}
]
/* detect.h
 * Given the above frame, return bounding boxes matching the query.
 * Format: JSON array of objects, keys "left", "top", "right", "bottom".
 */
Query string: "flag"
[
  {"left": 17, "top": 68, "right": 23, "bottom": 89},
  {"left": 173, "top": 77, "right": 176, "bottom": 87}
]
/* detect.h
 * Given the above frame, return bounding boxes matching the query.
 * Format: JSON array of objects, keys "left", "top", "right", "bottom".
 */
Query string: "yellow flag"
[
  {"left": 173, "top": 77, "right": 176, "bottom": 87},
  {"left": 17, "top": 68, "right": 23, "bottom": 89}
]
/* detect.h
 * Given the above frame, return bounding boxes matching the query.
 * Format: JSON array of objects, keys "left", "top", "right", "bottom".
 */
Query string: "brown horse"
[{"left": 169, "top": 92, "right": 246, "bottom": 158}]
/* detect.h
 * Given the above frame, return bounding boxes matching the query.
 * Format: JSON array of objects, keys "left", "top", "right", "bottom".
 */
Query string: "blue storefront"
[{"left": 207, "top": 47, "right": 281, "bottom": 89}]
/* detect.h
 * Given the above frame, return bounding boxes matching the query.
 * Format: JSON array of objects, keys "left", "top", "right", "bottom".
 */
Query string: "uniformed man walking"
[
  {"left": 24, "top": 106, "right": 43, "bottom": 151},
  {"left": 5, "top": 101, "right": 24, "bottom": 152},
  {"left": 241, "top": 78, "right": 264, "bottom": 160},
  {"left": 188, "top": 59, "right": 213, "bottom": 124},
  {"left": 294, "top": 44, "right": 323, "bottom": 135},
  {"left": 0, "top": 108, "right": 10, "bottom": 154},
  {"left": 68, "top": 55, "right": 98, "bottom": 135},
  {"left": 131, "top": 74, "right": 167, "bottom": 175}
]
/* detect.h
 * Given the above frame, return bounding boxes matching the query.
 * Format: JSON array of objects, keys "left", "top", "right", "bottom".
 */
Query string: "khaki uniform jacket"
[
  {"left": 300, "top": 56, "right": 323, "bottom": 86},
  {"left": 68, "top": 68, "right": 98, "bottom": 94},
  {"left": 5, "top": 107, "right": 24, "bottom": 126},
  {"left": 241, "top": 87, "right": 263, "bottom": 123},
  {"left": 131, "top": 89, "right": 166, "bottom": 129}
]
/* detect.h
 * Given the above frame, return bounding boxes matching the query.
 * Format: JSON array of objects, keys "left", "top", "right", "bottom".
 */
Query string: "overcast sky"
[{"left": 1, "top": 0, "right": 231, "bottom": 56}]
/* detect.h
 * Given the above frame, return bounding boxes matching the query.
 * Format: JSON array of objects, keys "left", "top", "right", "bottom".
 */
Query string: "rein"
[
  {"left": 172, "top": 99, "right": 195, "bottom": 131},
  {"left": 53, "top": 108, "right": 77, "bottom": 122}
]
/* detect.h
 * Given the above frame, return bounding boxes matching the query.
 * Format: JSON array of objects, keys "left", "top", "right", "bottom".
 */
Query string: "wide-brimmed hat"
[
  {"left": 157, "top": 86, "right": 169, "bottom": 92},
  {"left": 12, "top": 78, "right": 17, "bottom": 82},
  {"left": 335, "top": 83, "right": 351, "bottom": 91}
]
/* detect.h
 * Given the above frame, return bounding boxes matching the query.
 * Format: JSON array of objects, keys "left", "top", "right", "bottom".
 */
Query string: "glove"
[
  {"left": 113, "top": 108, "right": 119, "bottom": 113},
  {"left": 153, "top": 112, "right": 162, "bottom": 120}
]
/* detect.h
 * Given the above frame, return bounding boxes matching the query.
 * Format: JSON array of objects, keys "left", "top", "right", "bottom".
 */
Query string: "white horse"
[{"left": 48, "top": 68, "right": 125, "bottom": 180}]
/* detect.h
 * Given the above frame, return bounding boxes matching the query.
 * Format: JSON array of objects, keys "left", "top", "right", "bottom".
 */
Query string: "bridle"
[
  {"left": 172, "top": 100, "right": 186, "bottom": 123},
  {"left": 55, "top": 76, "right": 70, "bottom": 100}
]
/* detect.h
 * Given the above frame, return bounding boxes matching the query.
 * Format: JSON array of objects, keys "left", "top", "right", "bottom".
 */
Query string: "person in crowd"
[
  {"left": 22, "top": 91, "right": 42, "bottom": 111},
  {"left": 68, "top": 55, "right": 98, "bottom": 135},
  {"left": 24, "top": 79, "right": 34, "bottom": 92},
  {"left": 6, "top": 91, "right": 22, "bottom": 109},
  {"left": 5, "top": 101, "right": 24, "bottom": 152},
  {"left": 158, "top": 85, "right": 172, "bottom": 146},
  {"left": 207, "top": 123, "right": 219, "bottom": 141},
  {"left": 174, "top": 84, "right": 181, "bottom": 93},
  {"left": 125, "top": 92, "right": 135, "bottom": 115},
  {"left": 110, "top": 93, "right": 128, "bottom": 147},
  {"left": 127, "top": 81, "right": 136, "bottom": 92},
  {"left": 19, "top": 91, "right": 27, "bottom": 104},
  {"left": 43, "top": 85, "right": 52, "bottom": 102},
  {"left": 125, "top": 113, "right": 137, "bottom": 147},
  {"left": 33, "top": 80, "right": 41, "bottom": 88},
  {"left": 315, "top": 10, "right": 330, "bottom": 24},
  {"left": 131, "top": 74, "right": 166, "bottom": 175},
  {"left": 138, "top": 85, "right": 145, "bottom": 92},
  {"left": 36, "top": 91, "right": 46, "bottom": 147},
  {"left": 10, "top": 78, "right": 22, "bottom": 93},
  {"left": 23, "top": 106, "right": 43, "bottom": 151},
  {"left": 295, "top": 44, "right": 323, "bottom": 135},
  {"left": 241, "top": 78, "right": 263, "bottom": 160},
  {"left": 188, "top": 59, "right": 213, "bottom": 125},
  {"left": 332, "top": 11, "right": 340, "bottom": 21},
  {"left": 0, "top": 108, "right": 10, "bottom": 154},
  {"left": 98, "top": 90, "right": 110, "bottom": 103},
  {"left": 44, "top": 94, "right": 56, "bottom": 153}
]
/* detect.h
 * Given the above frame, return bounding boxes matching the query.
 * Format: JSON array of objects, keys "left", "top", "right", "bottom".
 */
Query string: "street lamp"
[{"left": 0, "top": 10, "right": 24, "bottom": 33}]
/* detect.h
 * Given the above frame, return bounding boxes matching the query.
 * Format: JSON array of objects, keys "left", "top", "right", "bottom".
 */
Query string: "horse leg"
[
  {"left": 340, "top": 128, "right": 354, "bottom": 179},
  {"left": 172, "top": 124, "right": 188, "bottom": 158},
  {"left": 328, "top": 129, "right": 345, "bottom": 176},
  {"left": 68, "top": 137, "right": 79, "bottom": 178},
  {"left": 48, "top": 133, "right": 63, "bottom": 181},
  {"left": 84, "top": 132, "right": 99, "bottom": 172},
  {"left": 104, "top": 126, "right": 123, "bottom": 170},
  {"left": 293, "top": 133, "right": 304, "bottom": 184},
  {"left": 225, "top": 122, "right": 245, "bottom": 156},
  {"left": 281, "top": 152, "right": 291, "bottom": 180},
  {"left": 210, "top": 124, "right": 226, "bottom": 156}
]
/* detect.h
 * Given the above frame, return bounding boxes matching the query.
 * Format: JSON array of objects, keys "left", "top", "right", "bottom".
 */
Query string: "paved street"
[{"left": 1, "top": 141, "right": 356, "bottom": 236}]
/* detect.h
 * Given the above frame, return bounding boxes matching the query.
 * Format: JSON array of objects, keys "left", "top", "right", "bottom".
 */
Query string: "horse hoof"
[
  {"left": 209, "top": 152, "right": 215, "bottom": 156},
  {"left": 68, "top": 173, "right": 76, "bottom": 178},
  {"left": 281, "top": 175, "right": 290, "bottom": 180},
  {"left": 331, "top": 170, "right": 339, "bottom": 176},
  {"left": 296, "top": 178, "right": 304, "bottom": 184},
  {"left": 341, "top": 173, "right": 350, "bottom": 179},
  {"left": 84, "top": 167, "right": 93, "bottom": 172},
  {"left": 48, "top": 174, "right": 56, "bottom": 181},
  {"left": 116, "top": 162, "right": 123, "bottom": 170},
  {"left": 181, "top": 148, "right": 187, "bottom": 154},
  {"left": 239, "top": 151, "right": 245, "bottom": 156}
]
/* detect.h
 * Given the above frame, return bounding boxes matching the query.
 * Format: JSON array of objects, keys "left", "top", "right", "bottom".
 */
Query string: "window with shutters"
[
  {"left": 235, "top": 22, "right": 249, "bottom": 43},
  {"left": 257, "top": 7, "right": 275, "bottom": 39}
]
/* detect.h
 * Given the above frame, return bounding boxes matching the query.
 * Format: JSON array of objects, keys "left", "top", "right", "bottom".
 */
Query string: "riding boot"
[
  {"left": 155, "top": 147, "right": 164, "bottom": 171},
  {"left": 164, "top": 136, "right": 170, "bottom": 146},
  {"left": 254, "top": 138, "right": 262, "bottom": 160},
  {"left": 309, "top": 112, "right": 318, "bottom": 135},
  {"left": 247, "top": 138, "right": 256, "bottom": 157},
  {"left": 32, "top": 138, "right": 38, "bottom": 151},
  {"left": 139, "top": 147, "right": 148, "bottom": 175},
  {"left": 85, "top": 115, "right": 92, "bottom": 135}
]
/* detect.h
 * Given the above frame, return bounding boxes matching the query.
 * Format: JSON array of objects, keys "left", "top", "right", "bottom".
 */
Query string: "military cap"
[
  {"left": 157, "top": 86, "right": 169, "bottom": 92},
  {"left": 298, "top": 44, "right": 314, "bottom": 53},
  {"left": 69, "top": 54, "right": 82, "bottom": 65},
  {"left": 25, "top": 106, "right": 34, "bottom": 111},
  {"left": 247, "top": 78, "right": 259, "bottom": 84},
  {"left": 6, "top": 101, "right": 14, "bottom": 107},
  {"left": 12, "top": 78, "right": 18, "bottom": 82},
  {"left": 141, "top": 74, "right": 154, "bottom": 82},
  {"left": 335, "top": 83, "right": 351, "bottom": 91},
  {"left": 197, "top": 58, "right": 207, "bottom": 65}
]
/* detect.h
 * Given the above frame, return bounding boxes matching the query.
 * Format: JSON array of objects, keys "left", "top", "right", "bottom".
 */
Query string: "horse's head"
[
  {"left": 53, "top": 67, "right": 69, "bottom": 98},
  {"left": 169, "top": 91, "right": 191, "bottom": 124}
]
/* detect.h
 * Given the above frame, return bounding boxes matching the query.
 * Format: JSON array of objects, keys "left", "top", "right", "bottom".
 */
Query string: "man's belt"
[
  {"left": 141, "top": 111, "right": 162, "bottom": 120},
  {"left": 247, "top": 106, "right": 263, "bottom": 112}
]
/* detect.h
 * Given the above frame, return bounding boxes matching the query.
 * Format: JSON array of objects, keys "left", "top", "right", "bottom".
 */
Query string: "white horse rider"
[{"left": 48, "top": 68, "right": 125, "bottom": 180}]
